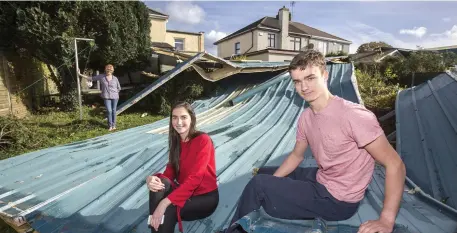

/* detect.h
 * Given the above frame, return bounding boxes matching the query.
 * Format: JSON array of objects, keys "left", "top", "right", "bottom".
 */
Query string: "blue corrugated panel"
[
  {"left": 396, "top": 72, "right": 457, "bottom": 209},
  {"left": 0, "top": 64, "right": 456, "bottom": 233},
  {"left": 232, "top": 62, "right": 290, "bottom": 68}
]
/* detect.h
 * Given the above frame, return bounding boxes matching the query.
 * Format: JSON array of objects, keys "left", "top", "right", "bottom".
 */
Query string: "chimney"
[{"left": 278, "top": 6, "right": 289, "bottom": 50}]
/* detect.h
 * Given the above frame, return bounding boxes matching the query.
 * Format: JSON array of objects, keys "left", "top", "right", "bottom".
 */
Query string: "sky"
[{"left": 144, "top": 1, "right": 457, "bottom": 55}]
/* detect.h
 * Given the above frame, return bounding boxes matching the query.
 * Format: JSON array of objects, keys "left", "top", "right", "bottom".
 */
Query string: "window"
[
  {"left": 268, "top": 33, "right": 276, "bottom": 48},
  {"left": 290, "top": 37, "right": 301, "bottom": 51},
  {"left": 317, "top": 41, "right": 327, "bottom": 55},
  {"left": 336, "top": 43, "right": 343, "bottom": 52},
  {"left": 235, "top": 42, "right": 240, "bottom": 54},
  {"left": 174, "top": 38, "right": 184, "bottom": 51}
]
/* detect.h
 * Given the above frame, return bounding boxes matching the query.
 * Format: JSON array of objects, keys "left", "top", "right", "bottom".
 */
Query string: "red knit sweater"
[{"left": 154, "top": 133, "right": 218, "bottom": 232}]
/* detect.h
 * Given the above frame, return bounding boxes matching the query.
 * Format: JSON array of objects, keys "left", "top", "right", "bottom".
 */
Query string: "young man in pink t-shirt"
[{"left": 225, "top": 50, "right": 406, "bottom": 233}]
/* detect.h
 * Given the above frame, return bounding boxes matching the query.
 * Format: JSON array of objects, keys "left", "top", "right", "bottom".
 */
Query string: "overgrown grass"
[{"left": 0, "top": 106, "right": 164, "bottom": 160}]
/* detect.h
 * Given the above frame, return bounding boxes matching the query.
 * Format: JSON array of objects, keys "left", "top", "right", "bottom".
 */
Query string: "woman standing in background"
[{"left": 78, "top": 64, "right": 121, "bottom": 131}]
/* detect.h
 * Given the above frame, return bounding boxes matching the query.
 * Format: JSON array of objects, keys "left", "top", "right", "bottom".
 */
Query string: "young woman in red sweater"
[{"left": 146, "top": 101, "right": 219, "bottom": 233}]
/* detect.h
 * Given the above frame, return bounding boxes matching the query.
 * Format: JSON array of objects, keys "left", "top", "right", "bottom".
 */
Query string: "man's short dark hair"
[{"left": 288, "top": 50, "right": 326, "bottom": 72}]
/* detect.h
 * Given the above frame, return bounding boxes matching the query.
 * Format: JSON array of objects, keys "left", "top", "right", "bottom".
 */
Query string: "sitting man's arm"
[
  {"left": 358, "top": 134, "right": 406, "bottom": 233},
  {"left": 273, "top": 140, "right": 308, "bottom": 177}
]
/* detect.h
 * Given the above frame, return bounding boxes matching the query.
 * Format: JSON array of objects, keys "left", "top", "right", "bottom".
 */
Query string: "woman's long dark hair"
[{"left": 168, "top": 101, "right": 203, "bottom": 176}]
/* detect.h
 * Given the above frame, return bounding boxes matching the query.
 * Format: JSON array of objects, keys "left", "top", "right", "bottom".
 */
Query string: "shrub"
[
  {"left": 355, "top": 69, "right": 404, "bottom": 111},
  {"left": 0, "top": 116, "right": 41, "bottom": 159},
  {"left": 230, "top": 55, "right": 248, "bottom": 61}
]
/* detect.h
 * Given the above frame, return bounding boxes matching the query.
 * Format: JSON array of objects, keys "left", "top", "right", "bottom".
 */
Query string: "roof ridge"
[
  {"left": 259, "top": 16, "right": 269, "bottom": 26},
  {"left": 214, "top": 16, "right": 268, "bottom": 45},
  {"left": 290, "top": 21, "right": 349, "bottom": 42},
  {"left": 148, "top": 8, "right": 168, "bottom": 17}
]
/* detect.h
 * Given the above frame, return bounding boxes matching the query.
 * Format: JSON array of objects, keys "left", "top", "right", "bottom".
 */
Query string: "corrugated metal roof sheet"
[
  {"left": 396, "top": 71, "right": 457, "bottom": 210},
  {"left": 230, "top": 61, "right": 290, "bottom": 68},
  {"left": 1, "top": 64, "right": 456, "bottom": 233}
]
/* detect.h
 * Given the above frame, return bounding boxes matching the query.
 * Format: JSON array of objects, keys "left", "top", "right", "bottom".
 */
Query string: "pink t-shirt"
[{"left": 296, "top": 95, "right": 384, "bottom": 203}]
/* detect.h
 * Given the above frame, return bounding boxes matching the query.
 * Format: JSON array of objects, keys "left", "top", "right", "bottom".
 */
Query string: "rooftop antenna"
[{"left": 290, "top": 1, "right": 295, "bottom": 19}]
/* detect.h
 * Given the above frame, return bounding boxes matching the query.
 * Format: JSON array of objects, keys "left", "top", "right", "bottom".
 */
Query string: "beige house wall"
[
  {"left": 268, "top": 53, "right": 296, "bottom": 62},
  {"left": 246, "top": 53, "right": 270, "bottom": 61},
  {"left": 150, "top": 18, "right": 167, "bottom": 42},
  {"left": 342, "top": 44, "right": 350, "bottom": 54},
  {"left": 255, "top": 30, "right": 279, "bottom": 50},
  {"left": 217, "top": 32, "right": 254, "bottom": 58},
  {"left": 165, "top": 32, "right": 204, "bottom": 52},
  {"left": 246, "top": 52, "right": 297, "bottom": 62}
]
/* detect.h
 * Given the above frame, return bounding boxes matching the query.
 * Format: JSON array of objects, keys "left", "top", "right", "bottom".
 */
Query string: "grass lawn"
[{"left": 0, "top": 106, "right": 164, "bottom": 160}]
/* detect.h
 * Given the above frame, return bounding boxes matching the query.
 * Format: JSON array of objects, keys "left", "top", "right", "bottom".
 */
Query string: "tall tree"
[{"left": 0, "top": 1, "right": 151, "bottom": 109}]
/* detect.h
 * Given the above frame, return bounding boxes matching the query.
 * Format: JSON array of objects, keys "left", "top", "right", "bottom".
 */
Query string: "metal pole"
[
  {"left": 96, "top": 70, "right": 100, "bottom": 90},
  {"left": 74, "top": 39, "right": 83, "bottom": 120},
  {"left": 73, "top": 37, "right": 94, "bottom": 120}
]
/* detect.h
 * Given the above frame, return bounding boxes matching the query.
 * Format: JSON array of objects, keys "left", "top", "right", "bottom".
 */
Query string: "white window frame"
[
  {"left": 317, "top": 41, "right": 327, "bottom": 55},
  {"left": 290, "top": 37, "right": 301, "bottom": 51},
  {"left": 174, "top": 38, "right": 184, "bottom": 51},
  {"left": 268, "top": 33, "right": 276, "bottom": 48},
  {"left": 235, "top": 42, "right": 240, "bottom": 54}
]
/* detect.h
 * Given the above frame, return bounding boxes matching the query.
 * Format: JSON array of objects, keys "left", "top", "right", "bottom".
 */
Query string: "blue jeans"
[{"left": 104, "top": 98, "right": 118, "bottom": 128}]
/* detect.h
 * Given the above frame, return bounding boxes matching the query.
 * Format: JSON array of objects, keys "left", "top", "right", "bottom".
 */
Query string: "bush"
[
  {"left": 60, "top": 88, "right": 79, "bottom": 111},
  {"left": 230, "top": 55, "right": 248, "bottom": 61},
  {"left": 0, "top": 116, "right": 41, "bottom": 159},
  {"left": 355, "top": 69, "right": 404, "bottom": 111}
]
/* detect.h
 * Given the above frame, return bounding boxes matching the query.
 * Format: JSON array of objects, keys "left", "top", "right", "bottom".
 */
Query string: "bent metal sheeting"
[
  {"left": 0, "top": 64, "right": 456, "bottom": 233},
  {"left": 115, "top": 50, "right": 289, "bottom": 115},
  {"left": 396, "top": 71, "right": 457, "bottom": 210}
]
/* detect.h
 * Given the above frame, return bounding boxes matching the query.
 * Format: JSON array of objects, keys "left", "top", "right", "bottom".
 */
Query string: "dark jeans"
[
  {"left": 103, "top": 98, "right": 118, "bottom": 128},
  {"left": 149, "top": 178, "right": 219, "bottom": 233},
  {"left": 226, "top": 166, "right": 360, "bottom": 233}
]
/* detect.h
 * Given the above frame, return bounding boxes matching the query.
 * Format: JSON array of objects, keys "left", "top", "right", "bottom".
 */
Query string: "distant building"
[
  {"left": 213, "top": 6, "right": 351, "bottom": 61},
  {"left": 149, "top": 9, "right": 204, "bottom": 52}
]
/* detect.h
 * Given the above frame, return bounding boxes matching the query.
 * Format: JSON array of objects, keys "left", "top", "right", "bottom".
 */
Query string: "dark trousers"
[
  {"left": 149, "top": 178, "right": 219, "bottom": 233},
  {"left": 226, "top": 166, "right": 360, "bottom": 233}
]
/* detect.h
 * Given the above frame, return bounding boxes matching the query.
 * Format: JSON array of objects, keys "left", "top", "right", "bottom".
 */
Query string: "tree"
[
  {"left": 442, "top": 51, "right": 457, "bottom": 69},
  {"left": 77, "top": 1, "right": 151, "bottom": 70},
  {"left": 356, "top": 41, "right": 392, "bottom": 53},
  {"left": 0, "top": 1, "right": 151, "bottom": 109},
  {"left": 404, "top": 51, "right": 446, "bottom": 73}
]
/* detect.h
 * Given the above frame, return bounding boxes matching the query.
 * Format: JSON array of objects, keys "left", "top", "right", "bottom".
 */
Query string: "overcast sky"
[{"left": 145, "top": 1, "right": 457, "bottom": 55}]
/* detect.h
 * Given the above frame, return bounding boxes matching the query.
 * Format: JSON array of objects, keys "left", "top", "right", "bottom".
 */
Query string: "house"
[
  {"left": 149, "top": 9, "right": 204, "bottom": 52},
  {"left": 349, "top": 47, "right": 413, "bottom": 64},
  {"left": 213, "top": 6, "right": 351, "bottom": 62}
]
